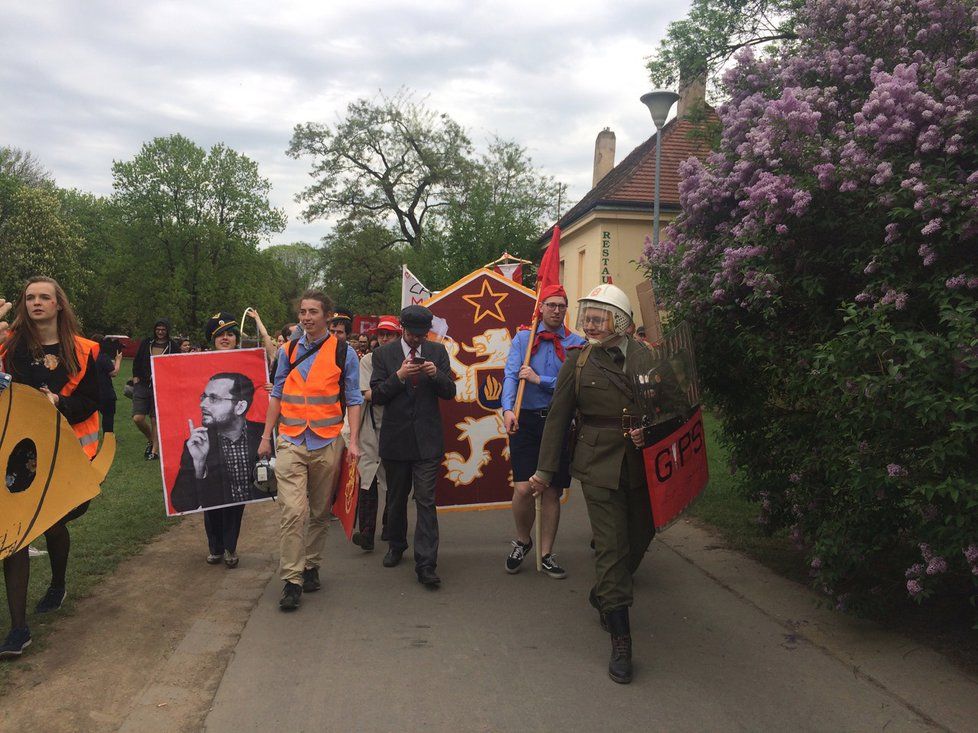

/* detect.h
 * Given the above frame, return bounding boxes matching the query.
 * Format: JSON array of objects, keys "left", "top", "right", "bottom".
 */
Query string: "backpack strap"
[
  {"left": 285, "top": 337, "right": 324, "bottom": 375},
  {"left": 335, "top": 339, "right": 348, "bottom": 417},
  {"left": 574, "top": 343, "right": 593, "bottom": 401}
]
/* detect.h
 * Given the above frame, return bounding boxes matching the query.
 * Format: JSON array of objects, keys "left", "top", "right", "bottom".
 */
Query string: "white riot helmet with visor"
[{"left": 575, "top": 284, "right": 634, "bottom": 346}]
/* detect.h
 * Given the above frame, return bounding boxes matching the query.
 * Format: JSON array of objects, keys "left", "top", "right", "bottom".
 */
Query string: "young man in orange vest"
[{"left": 258, "top": 290, "right": 362, "bottom": 611}]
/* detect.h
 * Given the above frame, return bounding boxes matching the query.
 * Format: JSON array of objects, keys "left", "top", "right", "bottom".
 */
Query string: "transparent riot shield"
[{"left": 631, "top": 321, "right": 700, "bottom": 428}]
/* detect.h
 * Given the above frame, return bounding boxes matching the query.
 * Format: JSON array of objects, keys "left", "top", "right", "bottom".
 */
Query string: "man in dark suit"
[
  {"left": 370, "top": 305, "right": 456, "bottom": 587},
  {"left": 170, "top": 371, "right": 266, "bottom": 512}
]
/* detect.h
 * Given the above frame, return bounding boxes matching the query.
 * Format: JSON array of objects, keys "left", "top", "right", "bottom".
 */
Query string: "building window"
[
  {"left": 577, "top": 249, "right": 586, "bottom": 297},
  {"left": 559, "top": 259, "right": 565, "bottom": 284}
]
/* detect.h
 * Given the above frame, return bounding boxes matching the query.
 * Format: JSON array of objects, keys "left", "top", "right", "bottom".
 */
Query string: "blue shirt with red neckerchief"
[{"left": 501, "top": 323, "right": 585, "bottom": 412}]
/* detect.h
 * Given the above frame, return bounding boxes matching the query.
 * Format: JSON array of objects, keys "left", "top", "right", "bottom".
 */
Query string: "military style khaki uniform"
[{"left": 537, "top": 336, "right": 656, "bottom": 612}]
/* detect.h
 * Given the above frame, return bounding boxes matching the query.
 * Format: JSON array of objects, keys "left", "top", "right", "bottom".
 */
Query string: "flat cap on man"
[{"left": 400, "top": 305, "right": 433, "bottom": 335}]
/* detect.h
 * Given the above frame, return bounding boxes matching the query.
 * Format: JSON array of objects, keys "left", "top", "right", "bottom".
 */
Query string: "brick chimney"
[
  {"left": 677, "top": 74, "right": 707, "bottom": 118},
  {"left": 592, "top": 128, "right": 616, "bottom": 187}
]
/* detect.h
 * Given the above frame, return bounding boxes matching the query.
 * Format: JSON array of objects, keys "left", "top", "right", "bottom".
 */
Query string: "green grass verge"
[
  {"left": 688, "top": 412, "right": 809, "bottom": 584},
  {"left": 1, "top": 361, "right": 177, "bottom": 681}
]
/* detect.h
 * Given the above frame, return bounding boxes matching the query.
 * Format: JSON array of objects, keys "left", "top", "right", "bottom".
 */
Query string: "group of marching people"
[{"left": 1, "top": 273, "right": 667, "bottom": 684}]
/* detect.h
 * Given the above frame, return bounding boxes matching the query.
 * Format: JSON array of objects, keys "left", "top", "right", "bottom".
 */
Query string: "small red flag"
[
  {"left": 536, "top": 225, "right": 561, "bottom": 301},
  {"left": 331, "top": 449, "right": 360, "bottom": 540}
]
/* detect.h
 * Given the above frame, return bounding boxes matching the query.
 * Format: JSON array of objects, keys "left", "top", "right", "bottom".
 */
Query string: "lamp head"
[{"left": 640, "top": 90, "right": 680, "bottom": 129}]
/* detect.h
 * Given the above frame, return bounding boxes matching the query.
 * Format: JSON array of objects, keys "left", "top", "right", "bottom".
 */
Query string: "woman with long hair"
[{"left": 0, "top": 276, "right": 101, "bottom": 658}]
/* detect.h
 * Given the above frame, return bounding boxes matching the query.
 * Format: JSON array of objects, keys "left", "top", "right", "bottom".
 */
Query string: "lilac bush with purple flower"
[{"left": 644, "top": 0, "right": 978, "bottom": 613}]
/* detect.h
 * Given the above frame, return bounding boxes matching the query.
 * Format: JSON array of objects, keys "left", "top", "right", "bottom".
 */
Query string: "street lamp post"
[{"left": 640, "top": 90, "right": 680, "bottom": 247}]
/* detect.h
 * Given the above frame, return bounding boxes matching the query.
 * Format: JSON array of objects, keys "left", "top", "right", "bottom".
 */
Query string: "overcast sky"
[{"left": 1, "top": 0, "right": 691, "bottom": 246}]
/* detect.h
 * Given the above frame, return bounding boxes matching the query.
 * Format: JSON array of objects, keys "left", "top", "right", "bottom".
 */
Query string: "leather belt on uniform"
[
  {"left": 523, "top": 407, "right": 549, "bottom": 418},
  {"left": 581, "top": 415, "right": 625, "bottom": 430}
]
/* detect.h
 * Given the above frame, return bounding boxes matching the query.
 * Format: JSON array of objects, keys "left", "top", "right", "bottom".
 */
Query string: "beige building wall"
[{"left": 557, "top": 209, "right": 678, "bottom": 326}]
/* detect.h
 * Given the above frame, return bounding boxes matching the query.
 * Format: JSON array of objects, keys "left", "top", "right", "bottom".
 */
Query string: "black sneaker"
[
  {"left": 0, "top": 627, "right": 31, "bottom": 659},
  {"left": 146, "top": 452, "right": 159, "bottom": 461},
  {"left": 541, "top": 553, "right": 567, "bottom": 579},
  {"left": 279, "top": 582, "right": 302, "bottom": 611},
  {"left": 302, "top": 567, "right": 321, "bottom": 593},
  {"left": 505, "top": 539, "right": 532, "bottom": 574},
  {"left": 35, "top": 586, "right": 67, "bottom": 614},
  {"left": 144, "top": 442, "right": 152, "bottom": 458},
  {"left": 352, "top": 532, "right": 374, "bottom": 552}
]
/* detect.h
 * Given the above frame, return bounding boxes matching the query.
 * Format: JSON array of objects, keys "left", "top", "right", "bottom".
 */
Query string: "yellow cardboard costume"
[{"left": 0, "top": 384, "right": 115, "bottom": 560}]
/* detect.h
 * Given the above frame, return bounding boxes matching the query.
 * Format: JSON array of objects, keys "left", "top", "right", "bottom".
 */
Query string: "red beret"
[{"left": 539, "top": 284, "right": 568, "bottom": 306}]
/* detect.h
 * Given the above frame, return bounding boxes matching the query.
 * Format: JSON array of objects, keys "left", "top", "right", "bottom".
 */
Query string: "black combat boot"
[
  {"left": 606, "top": 607, "right": 633, "bottom": 684},
  {"left": 588, "top": 586, "right": 608, "bottom": 632}
]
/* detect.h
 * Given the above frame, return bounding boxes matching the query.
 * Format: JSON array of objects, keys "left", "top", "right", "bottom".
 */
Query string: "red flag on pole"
[
  {"left": 536, "top": 225, "right": 561, "bottom": 297},
  {"left": 514, "top": 224, "right": 563, "bottom": 415}
]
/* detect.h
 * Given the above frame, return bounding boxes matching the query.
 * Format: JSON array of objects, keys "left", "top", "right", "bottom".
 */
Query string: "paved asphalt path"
[{"left": 202, "top": 492, "right": 978, "bottom": 733}]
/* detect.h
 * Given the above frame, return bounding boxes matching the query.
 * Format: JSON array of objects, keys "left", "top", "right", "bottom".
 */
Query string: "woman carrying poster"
[
  {"left": 169, "top": 313, "right": 270, "bottom": 569},
  {"left": 0, "top": 277, "right": 100, "bottom": 659}
]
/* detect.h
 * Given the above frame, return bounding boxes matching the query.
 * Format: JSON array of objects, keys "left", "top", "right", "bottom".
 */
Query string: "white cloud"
[{"left": 0, "top": 0, "right": 692, "bottom": 245}]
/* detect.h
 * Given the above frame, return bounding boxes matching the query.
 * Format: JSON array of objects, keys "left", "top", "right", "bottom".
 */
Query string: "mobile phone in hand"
[{"left": 410, "top": 357, "right": 424, "bottom": 365}]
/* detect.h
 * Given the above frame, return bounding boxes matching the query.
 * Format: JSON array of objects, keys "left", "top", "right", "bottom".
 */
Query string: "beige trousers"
[{"left": 275, "top": 436, "right": 343, "bottom": 584}]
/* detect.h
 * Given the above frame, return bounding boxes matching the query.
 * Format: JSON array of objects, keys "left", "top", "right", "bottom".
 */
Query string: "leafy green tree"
[
  {"left": 111, "top": 134, "right": 287, "bottom": 333},
  {"left": 0, "top": 146, "right": 52, "bottom": 189},
  {"left": 405, "top": 139, "right": 567, "bottom": 289},
  {"left": 264, "top": 242, "right": 323, "bottom": 291},
  {"left": 288, "top": 90, "right": 473, "bottom": 249},
  {"left": 646, "top": 0, "right": 801, "bottom": 88},
  {"left": 57, "top": 188, "right": 130, "bottom": 332},
  {"left": 0, "top": 173, "right": 86, "bottom": 306},
  {"left": 319, "top": 222, "right": 402, "bottom": 314}
]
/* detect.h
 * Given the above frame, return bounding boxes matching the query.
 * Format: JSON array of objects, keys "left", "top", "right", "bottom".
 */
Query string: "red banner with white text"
[{"left": 642, "top": 408, "right": 709, "bottom": 529}]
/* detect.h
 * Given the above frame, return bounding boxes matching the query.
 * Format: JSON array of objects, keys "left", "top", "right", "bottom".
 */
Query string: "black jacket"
[
  {"left": 132, "top": 319, "right": 179, "bottom": 383},
  {"left": 169, "top": 420, "right": 265, "bottom": 512},
  {"left": 370, "top": 339, "right": 455, "bottom": 461}
]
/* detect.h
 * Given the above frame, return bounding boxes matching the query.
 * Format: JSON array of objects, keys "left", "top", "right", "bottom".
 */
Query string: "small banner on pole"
[
  {"left": 331, "top": 449, "right": 360, "bottom": 540},
  {"left": 401, "top": 265, "right": 433, "bottom": 308},
  {"left": 493, "top": 262, "right": 523, "bottom": 284}
]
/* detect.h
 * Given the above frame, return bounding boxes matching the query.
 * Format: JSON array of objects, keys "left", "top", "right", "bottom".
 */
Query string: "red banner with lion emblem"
[
  {"left": 422, "top": 268, "right": 536, "bottom": 509},
  {"left": 331, "top": 449, "right": 360, "bottom": 539}
]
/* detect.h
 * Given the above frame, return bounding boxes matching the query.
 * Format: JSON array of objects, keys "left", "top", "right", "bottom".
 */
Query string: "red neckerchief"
[{"left": 531, "top": 327, "right": 566, "bottom": 362}]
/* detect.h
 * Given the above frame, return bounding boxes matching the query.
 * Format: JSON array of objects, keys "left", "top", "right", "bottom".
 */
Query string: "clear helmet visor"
[{"left": 575, "top": 301, "right": 632, "bottom": 345}]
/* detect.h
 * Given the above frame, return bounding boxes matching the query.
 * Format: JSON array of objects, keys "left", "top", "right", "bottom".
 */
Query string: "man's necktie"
[
  {"left": 608, "top": 346, "right": 625, "bottom": 370},
  {"left": 409, "top": 348, "right": 419, "bottom": 386}
]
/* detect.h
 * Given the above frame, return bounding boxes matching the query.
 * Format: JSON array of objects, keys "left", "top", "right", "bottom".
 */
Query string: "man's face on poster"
[{"left": 199, "top": 377, "right": 246, "bottom": 427}]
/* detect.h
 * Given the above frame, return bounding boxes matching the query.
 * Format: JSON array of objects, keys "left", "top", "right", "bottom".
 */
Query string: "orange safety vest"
[
  {"left": 278, "top": 336, "right": 344, "bottom": 440},
  {"left": 64, "top": 337, "right": 101, "bottom": 458},
  {"left": 0, "top": 334, "right": 101, "bottom": 458}
]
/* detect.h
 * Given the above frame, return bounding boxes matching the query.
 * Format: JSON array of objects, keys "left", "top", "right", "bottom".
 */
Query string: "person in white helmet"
[{"left": 529, "top": 283, "right": 657, "bottom": 685}]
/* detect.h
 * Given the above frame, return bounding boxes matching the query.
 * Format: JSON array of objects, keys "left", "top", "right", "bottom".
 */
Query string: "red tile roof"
[{"left": 541, "top": 111, "right": 718, "bottom": 242}]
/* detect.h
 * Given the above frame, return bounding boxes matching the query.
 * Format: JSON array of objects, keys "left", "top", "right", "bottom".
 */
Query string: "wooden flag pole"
[
  {"left": 513, "top": 305, "right": 543, "bottom": 572},
  {"left": 517, "top": 224, "right": 561, "bottom": 574}
]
